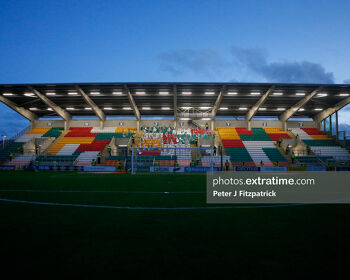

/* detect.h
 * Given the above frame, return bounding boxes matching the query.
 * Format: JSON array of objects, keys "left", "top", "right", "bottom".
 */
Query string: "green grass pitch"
[{"left": 0, "top": 171, "right": 349, "bottom": 278}]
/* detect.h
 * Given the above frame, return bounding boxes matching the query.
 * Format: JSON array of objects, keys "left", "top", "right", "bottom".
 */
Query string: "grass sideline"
[{"left": 0, "top": 171, "right": 349, "bottom": 278}]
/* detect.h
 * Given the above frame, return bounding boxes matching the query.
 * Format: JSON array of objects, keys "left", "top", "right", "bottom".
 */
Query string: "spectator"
[
  {"left": 213, "top": 146, "right": 217, "bottom": 156},
  {"left": 97, "top": 153, "right": 102, "bottom": 164},
  {"left": 205, "top": 123, "right": 209, "bottom": 131},
  {"left": 225, "top": 160, "right": 230, "bottom": 171},
  {"left": 107, "top": 145, "right": 111, "bottom": 156},
  {"left": 291, "top": 152, "right": 295, "bottom": 164},
  {"left": 306, "top": 145, "right": 311, "bottom": 155},
  {"left": 260, "top": 160, "right": 264, "bottom": 168},
  {"left": 278, "top": 137, "right": 283, "bottom": 147},
  {"left": 9, "top": 152, "right": 14, "bottom": 162}
]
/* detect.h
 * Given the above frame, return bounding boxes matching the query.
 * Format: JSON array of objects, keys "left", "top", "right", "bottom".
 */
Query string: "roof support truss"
[
  {"left": 279, "top": 87, "right": 320, "bottom": 122},
  {"left": 246, "top": 86, "right": 274, "bottom": 121},
  {"left": 211, "top": 86, "right": 226, "bottom": 119},
  {"left": 0, "top": 95, "right": 38, "bottom": 121},
  {"left": 76, "top": 86, "right": 105, "bottom": 121},
  {"left": 31, "top": 88, "right": 71, "bottom": 121},
  {"left": 125, "top": 86, "right": 140, "bottom": 121},
  {"left": 173, "top": 85, "right": 177, "bottom": 122},
  {"left": 314, "top": 96, "right": 350, "bottom": 123}
]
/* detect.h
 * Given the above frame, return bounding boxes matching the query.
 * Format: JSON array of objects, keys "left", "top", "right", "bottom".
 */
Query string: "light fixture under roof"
[
  {"left": 202, "top": 118, "right": 211, "bottom": 120},
  {"left": 227, "top": 91, "right": 238, "bottom": 95},
  {"left": 66, "top": 107, "right": 75, "bottom": 110},
  {"left": 180, "top": 117, "right": 190, "bottom": 120},
  {"left": 219, "top": 107, "right": 228, "bottom": 110},
  {"left": 339, "top": 93, "right": 350, "bottom": 97},
  {"left": 239, "top": 107, "right": 248, "bottom": 110},
  {"left": 142, "top": 107, "right": 151, "bottom": 110},
  {"left": 47, "top": 108, "right": 53, "bottom": 111},
  {"left": 85, "top": 107, "right": 92, "bottom": 110},
  {"left": 277, "top": 108, "right": 285, "bottom": 111},
  {"left": 296, "top": 93, "right": 306, "bottom": 96},
  {"left": 112, "top": 91, "right": 123, "bottom": 95},
  {"left": 181, "top": 106, "right": 192, "bottom": 110},
  {"left": 135, "top": 91, "right": 146, "bottom": 95},
  {"left": 123, "top": 107, "right": 132, "bottom": 110},
  {"left": 298, "top": 108, "right": 305, "bottom": 112},
  {"left": 258, "top": 107, "right": 267, "bottom": 111},
  {"left": 29, "top": 107, "right": 38, "bottom": 111},
  {"left": 68, "top": 92, "right": 78, "bottom": 95},
  {"left": 182, "top": 91, "right": 192, "bottom": 95},
  {"left": 103, "top": 107, "right": 113, "bottom": 110},
  {"left": 204, "top": 91, "right": 215, "bottom": 95},
  {"left": 24, "top": 93, "right": 35, "bottom": 97},
  {"left": 161, "top": 107, "right": 171, "bottom": 110},
  {"left": 3, "top": 93, "right": 13, "bottom": 96},
  {"left": 250, "top": 92, "right": 260, "bottom": 95},
  {"left": 159, "top": 91, "right": 169, "bottom": 95},
  {"left": 199, "top": 107, "right": 211, "bottom": 110},
  {"left": 273, "top": 92, "right": 283, "bottom": 96},
  {"left": 46, "top": 92, "right": 56, "bottom": 96},
  {"left": 316, "top": 93, "right": 328, "bottom": 97},
  {"left": 90, "top": 91, "right": 100, "bottom": 95},
  {"left": 314, "top": 108, "right": 323, "bottom": 111}
]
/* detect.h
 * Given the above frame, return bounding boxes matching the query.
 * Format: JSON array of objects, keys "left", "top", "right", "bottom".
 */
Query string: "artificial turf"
[{"left": 0, "top": 171, "right": 349, "bottom": 278}]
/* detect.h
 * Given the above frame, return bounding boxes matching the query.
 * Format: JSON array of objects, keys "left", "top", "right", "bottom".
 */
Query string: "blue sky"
[{"left": 1, "top": 0, "right": 350, "bottom": 136}]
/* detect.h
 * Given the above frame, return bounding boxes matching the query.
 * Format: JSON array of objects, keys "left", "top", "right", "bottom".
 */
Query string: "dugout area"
[{"left": 0, "top": 171, "right": 349, "bottom": 278}]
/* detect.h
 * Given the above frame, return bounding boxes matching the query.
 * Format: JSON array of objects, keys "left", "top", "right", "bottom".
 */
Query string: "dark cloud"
[
  {"left": 158, "top": 46, "right": 335, "bottom": 84},
  {"left": 158, "top": 49, "right": 232, "bottom": 80}
]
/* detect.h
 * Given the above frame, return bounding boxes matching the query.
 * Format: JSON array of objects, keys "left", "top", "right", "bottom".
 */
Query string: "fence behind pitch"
[{"left": 131, "top": 147, "right": 218, "bottom": 174}]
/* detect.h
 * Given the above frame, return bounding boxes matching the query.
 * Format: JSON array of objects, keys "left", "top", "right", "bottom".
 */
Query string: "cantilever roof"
[{"left": 1, "top": 82, "right": 350, "bottom": 118}]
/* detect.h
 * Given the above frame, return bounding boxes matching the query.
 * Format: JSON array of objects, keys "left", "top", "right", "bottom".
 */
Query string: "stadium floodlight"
[
  {"left": 159, "top": 91, "right": 169, "bottom": 95},
  {"left": 142, "top": 107, "right": 151, "bottom": 110},
  {"left": 273, "top": 92, "right": 283, "bottom": 96},
  {"left": 239, "top": 107, "right": 248, "bottom": 110},
  {"left": 46, "top": 92, "right": 56, "bottom": 96},
  {"left": 314, "top": 108, "right": 323, "bottom": 111},
  {"left": 296, "top": 92, "right": 306, "bottom": 96},
  {"left": 227, "top": 91, "right": 238, "bottom": 95},
  {"left": 68, "top": 92, "right": 78, "bottom": 95},
  {"left": 181, "top": 106, "right": 192, "bottom": 110},
  {"left": 112, "top": 91, "right": 123, "bottom": 95},
  {"left": 202, "top": 118, "right": 211, "bottom": 120},
  {"left": 135, "top": 91, "right": 146, "bottom": 95},
  {"left": 204, "top": 91, "right": 215, "bottom": 95},
  {"left": 66, "top": 107, "right": 75, "bottom": 110},
  {"left": 182, "top": 91, "right": 192, "bottom": 95},
  {"left": 90, "top": 92, "right": 100, "bottom": 95},
  {"left": 103, "top": 107, "right": 113, "bottom": 110},
  {"left": 250, "top": 92, "right": 260, "bottom": 95},
  {"left": 339, "top": 93, "right": 350, "bottom": 97},
  {"left": 29, "top": 107, "right": 38, "bottom": 110},
  {"left": 161, "top": 107, "right": 171, "bottom": 110},
  {"left": 47, "top": 108, "right": 53, "bottom": 111},
  {"left": 199, "top": 107, "right": 211, "bottom": 110},
  {"left": 123, "top": 107, "right": 132, "bottom": 110},
  {"left": 3, "top": 93, "right": 13, "bottom": 96},
  {"left": 219, "top": 107, "right": 228, "bottom": 110},
  {"left": 277, "top": 108, "right": 285, "bottom": 111},
  {"left": 258, "top": 107, "right": 267, "bottom": 111},
  {"left": 24, "top": 93, "right": 35, "bottom": 97},
  {"left": 298, "top": 108, "right": 305, "bottom": 111},
  {"left": 316, "top": 93, "right": 328, "bottom": 97},
  {"left": 85, "top": 107, "right": 92, "bottom": 110},
  {"left": 180, "top": 118, "right": 190, "bottom": 120}
]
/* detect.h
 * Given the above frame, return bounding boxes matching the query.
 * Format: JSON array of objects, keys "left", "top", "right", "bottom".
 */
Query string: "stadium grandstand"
[{"left": 1, "top": 82, "right": 350, "bottom": 172}]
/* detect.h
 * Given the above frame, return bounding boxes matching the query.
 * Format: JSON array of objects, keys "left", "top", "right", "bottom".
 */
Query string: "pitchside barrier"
[{"left": 131, "top": 147, "right": 217, "bottom": 174}]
